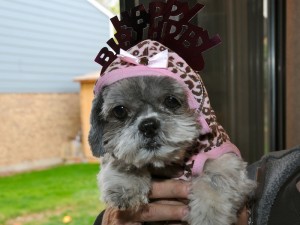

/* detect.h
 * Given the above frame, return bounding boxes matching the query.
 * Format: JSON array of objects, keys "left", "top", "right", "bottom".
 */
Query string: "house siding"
[
  {"left": 0, "top": 93, "right": 81, "bottom": 174},
  {"left": 0, "top": 0, "right": 111, "bottom": 93}
]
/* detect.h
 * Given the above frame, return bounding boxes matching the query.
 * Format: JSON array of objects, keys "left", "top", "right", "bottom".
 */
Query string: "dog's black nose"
[{"left": 139, "top": 118, "right": 160, "bottom": 138}]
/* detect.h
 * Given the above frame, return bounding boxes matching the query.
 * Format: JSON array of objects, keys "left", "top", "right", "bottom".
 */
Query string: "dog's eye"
[
  {"left": 164, "top": 96, "right": 181, "bottom": 109},
  {"left": 112, "top": 106, "right": 128, "bottom": 120}
]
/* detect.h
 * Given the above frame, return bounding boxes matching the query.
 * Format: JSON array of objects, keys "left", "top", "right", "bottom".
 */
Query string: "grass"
[{"left": 0, "top": 163, "right": 106, "bottom": 225}]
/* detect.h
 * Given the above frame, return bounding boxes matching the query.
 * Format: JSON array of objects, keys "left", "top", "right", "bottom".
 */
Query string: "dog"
[{"left": 89, "top": 40, "right": 256, "bottom": 225}]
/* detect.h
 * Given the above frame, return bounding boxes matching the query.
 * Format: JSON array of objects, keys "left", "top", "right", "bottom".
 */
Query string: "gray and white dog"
[{"left": 89, "top": 74, "right": 256, "bottom": 225}]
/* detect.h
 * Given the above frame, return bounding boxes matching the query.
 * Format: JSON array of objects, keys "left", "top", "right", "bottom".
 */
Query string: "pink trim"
[
  {"left": 94, "top": 66, "right": 200, "bottom": 110},
  {"left": 198, "top": 116, "right": 212, "bottom": 134},
  {"left": 190, "top": 142, "right": 241, "bottom": 176}
]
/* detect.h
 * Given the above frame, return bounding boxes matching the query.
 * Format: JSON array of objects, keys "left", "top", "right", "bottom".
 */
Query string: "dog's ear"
[{"left": 88, "top": 94, "right": 105, "bottom": 157}]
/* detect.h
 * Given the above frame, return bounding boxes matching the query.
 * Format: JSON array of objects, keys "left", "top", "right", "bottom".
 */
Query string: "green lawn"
[{"left": 0, "top": 163, "right": 106, "bottom": 225}]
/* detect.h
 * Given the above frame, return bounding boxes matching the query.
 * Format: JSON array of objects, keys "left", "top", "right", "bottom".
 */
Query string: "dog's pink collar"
[
  {"left": 190, "top": 142, "right": 241, "bottom": 176},
  {"left": 178, "top": 142, "right": 241, "bottom": 180}
]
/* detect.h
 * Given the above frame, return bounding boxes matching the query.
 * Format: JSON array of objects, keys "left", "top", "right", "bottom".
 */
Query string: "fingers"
[
  {"left": 107, "top": 202, "right": 188, "bottom": 224},
  {"left": 134, "top": 203, "right": 189, "bottom": 222},
  {"left": 102, "top": 207, "right": 142, "bottom": 225},
  {"left": 151, "top": 200, "right": 187, "bottom": 206},
  {"left": 236, "top": 206, "right": 249, "bottom": 225},
  {"left": 150, "top": 179, "right": 190, "bottom": 199}
]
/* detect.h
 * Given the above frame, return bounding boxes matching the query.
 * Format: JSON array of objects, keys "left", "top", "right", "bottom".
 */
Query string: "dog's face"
[{"left": 89, "top": 76, "right": 200, "bottom": 168}]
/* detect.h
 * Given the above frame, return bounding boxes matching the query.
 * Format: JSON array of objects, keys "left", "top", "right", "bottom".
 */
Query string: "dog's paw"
[
  {"left": 187, "top": 154, "right": 255, "bottom": 225},
  {"left": 103, "top": 186, "right": 149, "bottom": 210},
  {"left": 188, "top": 194, "right": 235, "bottom": 225}
]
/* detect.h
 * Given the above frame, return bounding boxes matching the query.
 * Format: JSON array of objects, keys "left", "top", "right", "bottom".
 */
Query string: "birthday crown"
[{"left": 95, "top": 0, "right": 221, "bottom": 74}]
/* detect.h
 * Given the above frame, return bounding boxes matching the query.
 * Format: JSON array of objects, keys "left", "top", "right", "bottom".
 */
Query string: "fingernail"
[{"left": 182, "top": 206, "right": 189, "bottom": 218}]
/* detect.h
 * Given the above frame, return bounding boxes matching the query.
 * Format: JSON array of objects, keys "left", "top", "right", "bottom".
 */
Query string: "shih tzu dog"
[
  {"left": 89, "top": 1, "right": 256, "bottom": 224},
  {"left": 88, "top": 37, "right": 256, "bottom": 225}
]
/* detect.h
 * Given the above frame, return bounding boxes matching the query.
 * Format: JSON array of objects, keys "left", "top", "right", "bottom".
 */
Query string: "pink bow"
[{"left": 117, "top": 49, "right": 168, "bottom": 68}]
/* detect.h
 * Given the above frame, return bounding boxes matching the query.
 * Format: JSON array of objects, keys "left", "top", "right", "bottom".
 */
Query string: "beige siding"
[
  {"left": 0, "top": 93, "right": 81, "bottom": 174},
  {"left": 79, "top": 82, "right": 95, "bottom": 161}
]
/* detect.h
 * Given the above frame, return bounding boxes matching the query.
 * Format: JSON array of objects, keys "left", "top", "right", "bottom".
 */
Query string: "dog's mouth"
[{"left": 145, "top": 139, "right": 161, "bottom": 151}]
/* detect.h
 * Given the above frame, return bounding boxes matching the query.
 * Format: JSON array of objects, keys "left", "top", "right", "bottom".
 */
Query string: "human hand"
[
  {"left": 235, "top": 206, "right": 249, "bottom": 225},
  {"left": 100, "top": 168, "right": 250, "bottom": 225},
  {"left": 101, "top": 166, "right": 190, "bottom": 225}
]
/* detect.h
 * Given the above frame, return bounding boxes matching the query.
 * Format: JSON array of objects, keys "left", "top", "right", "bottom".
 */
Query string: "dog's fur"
[{"left": 89, "top": 76, "right": 255, "bottom": 225}]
